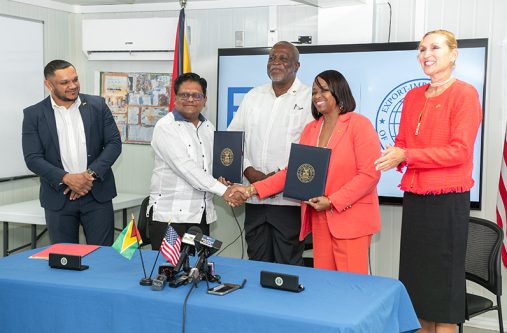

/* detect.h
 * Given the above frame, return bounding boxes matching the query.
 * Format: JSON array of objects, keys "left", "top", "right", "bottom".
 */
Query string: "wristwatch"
[{"left": 86, "top": 168, "right": 97, "bottom": 180}]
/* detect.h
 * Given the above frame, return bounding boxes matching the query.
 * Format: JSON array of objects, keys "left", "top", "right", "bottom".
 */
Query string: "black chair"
[
  {"left": 302, "top": 234, "right": 313, "bottom": 268},
  {"left": 458, "top": 217, "right": 504, "bottom": 333},
  {"left": 136, "top": 196, "right": 151, "bottom": 247}
]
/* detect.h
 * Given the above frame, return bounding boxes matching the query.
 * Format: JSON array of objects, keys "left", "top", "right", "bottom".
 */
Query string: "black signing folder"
[
  {"left": 213, "top": 131, "right": 244, "bottom": 184},
  {"left": 283, "top": 143, "right": 331, "bottom": 201}
]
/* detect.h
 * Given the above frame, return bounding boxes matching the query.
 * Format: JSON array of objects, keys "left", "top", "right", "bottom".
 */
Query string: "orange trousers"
[{"left": 312, "top": 214, "right": 372, "bottom": 274}]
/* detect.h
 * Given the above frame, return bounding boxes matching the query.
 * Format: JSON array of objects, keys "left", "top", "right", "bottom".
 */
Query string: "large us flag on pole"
[
  {"left": 497, "top": 127, "right": 507, "bottom": 267},
  {"left": 169, "top": 7, "right": 191, "bottom": 111},
  {"left": 499, "top": 40, "right": 507, "bottom": 268}
]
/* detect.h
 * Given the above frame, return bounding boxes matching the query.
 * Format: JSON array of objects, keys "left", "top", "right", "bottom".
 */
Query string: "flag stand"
[
  {"left": 112, "top": 213, "right": 154, "bottom": 285},
  {"left": 133, "top": 215, "right": 152, "bottom": 286},
  {"left": 138, "top": 247, "right": 153, "bottom": 286}
]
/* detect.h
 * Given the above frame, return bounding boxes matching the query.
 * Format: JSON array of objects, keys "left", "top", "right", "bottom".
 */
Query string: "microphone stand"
[
  {"left": 201, "top": 256, "right": 221, "bottom": 289},
  {"left": 204, "top": 259, "right": 211, "bottom": 291},
  {"left": 186, "top": 248, "right": 208, "bottom": 288},
  {"left": 182, "top": 255, "right": 191, "bottom": 274},
  {"left": 205, "top": 249, "right": 221, "bottom": 283},
  {"left": 199, "top": 250, "right": 221, "bottom": 284}
]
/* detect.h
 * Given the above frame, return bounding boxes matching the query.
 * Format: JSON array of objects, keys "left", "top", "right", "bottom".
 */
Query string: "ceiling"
[
  {"left": 51, "top": 0, "right": 183, "bottom": 5},
  {"left": 30, "top": 0, "right": 365, "bottom": 7}
]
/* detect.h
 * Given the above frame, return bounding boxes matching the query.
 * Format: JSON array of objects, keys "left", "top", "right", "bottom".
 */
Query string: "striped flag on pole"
[
  {"left": 497, "top": 127, "right": 507, "bottom": 267},
  {"left": 169, "top": 7, "right": 191, "bottom": 111},
  {"left": 160, "top": 224, "right": 182, "bottom": 266}
]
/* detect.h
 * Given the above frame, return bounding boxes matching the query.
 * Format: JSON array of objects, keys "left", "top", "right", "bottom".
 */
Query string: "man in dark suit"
[{"left": 22, "top": 60, "right": 122, "bottom": 245}]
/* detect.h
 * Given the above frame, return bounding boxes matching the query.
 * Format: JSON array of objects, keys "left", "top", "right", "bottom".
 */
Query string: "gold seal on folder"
[
  {"left": 220, "top": 148, "right": 234, "bottom": 166},
  {"left": 296, "top": 163, "right": 315, "bottom": 183}
]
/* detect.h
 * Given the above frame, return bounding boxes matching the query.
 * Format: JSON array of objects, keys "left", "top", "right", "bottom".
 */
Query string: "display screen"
[{"left": 217, "top": 39, "right": 487, "bottom": 209}]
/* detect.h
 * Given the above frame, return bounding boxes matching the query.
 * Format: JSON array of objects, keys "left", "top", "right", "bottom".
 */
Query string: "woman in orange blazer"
[{"left": 242, "top": 70, "right": 381, "bottom": 273}]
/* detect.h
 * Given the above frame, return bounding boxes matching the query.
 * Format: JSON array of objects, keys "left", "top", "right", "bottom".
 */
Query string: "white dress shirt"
[
  {"left": 51, "top": 96, "right": 87, "bottom": 173},
  {"left": 228, "top": 78, "right": 313, "bottom": 206},
  {"left": 148, "top": 111, "right": 227, "bottom": 224}
]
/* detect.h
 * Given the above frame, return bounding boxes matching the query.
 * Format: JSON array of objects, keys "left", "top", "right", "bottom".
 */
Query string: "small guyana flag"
[{"left": 112, "top": 213, "right": 143, "bottom": 260}]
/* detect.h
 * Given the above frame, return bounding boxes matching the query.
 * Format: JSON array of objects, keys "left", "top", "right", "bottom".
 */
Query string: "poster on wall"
[{"left": 100, "top": 72, "right": 171, "bottom": 144}]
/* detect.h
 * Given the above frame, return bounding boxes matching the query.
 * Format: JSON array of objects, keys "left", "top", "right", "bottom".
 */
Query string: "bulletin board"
[{"left": 100, "top": 72, "right": 171, "bottom": 144}]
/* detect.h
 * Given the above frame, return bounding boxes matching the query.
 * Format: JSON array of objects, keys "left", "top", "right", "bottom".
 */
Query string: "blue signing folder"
[
  {"left": 283, "top": 143, "right": 331, "bottom": 201},
  {"left": 212, "top": 131, "right": 244, "bottom": 184}
]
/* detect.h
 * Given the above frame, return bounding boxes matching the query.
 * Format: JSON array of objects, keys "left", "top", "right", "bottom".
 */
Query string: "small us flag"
[{"left": 160, "top": 224, "right": 181, "bottom": 266}]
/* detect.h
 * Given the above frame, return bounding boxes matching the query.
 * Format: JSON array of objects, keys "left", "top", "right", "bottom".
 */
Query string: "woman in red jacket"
[
  {"left": 374, "top": 30, "right": 482, "bottom": 333},
  {"left": 238, "top": 70, "right": 381, "bottom": 274}
]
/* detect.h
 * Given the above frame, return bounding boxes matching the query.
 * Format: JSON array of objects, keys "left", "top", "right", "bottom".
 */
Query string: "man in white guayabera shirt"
[
  {"left": 147, "top": 73, "right": 242, "bottom": 250},
  {"left": 22, "top": 60, "right": 121, "bottom": 246},
  {"left": 228, "top": 41, "right": 313, "bottom": 265}
]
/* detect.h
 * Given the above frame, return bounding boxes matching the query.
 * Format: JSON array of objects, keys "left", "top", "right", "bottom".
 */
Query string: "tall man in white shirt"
[
  {"left": 148, "top": 73, "right": 241, "bottom": 250},
  {"left": 22, "top": 60, "right": 122, "bottom": 245},
  {"left": 228, "top": 41, "right": 313, "bottom": 265}
]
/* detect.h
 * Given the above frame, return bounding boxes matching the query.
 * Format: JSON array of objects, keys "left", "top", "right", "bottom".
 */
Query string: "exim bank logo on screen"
[{"left": 375, "top": 79, "right": 429, "bottom": 149}]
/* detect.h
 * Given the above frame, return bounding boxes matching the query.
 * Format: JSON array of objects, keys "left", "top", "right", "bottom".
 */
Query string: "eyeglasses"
[{"left": 176, "top": 92, "right": 205, "bottom": 101}]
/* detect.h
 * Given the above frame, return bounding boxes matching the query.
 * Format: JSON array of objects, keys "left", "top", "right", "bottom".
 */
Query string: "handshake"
[{"left": 219, "top": 177, "right": 257, "bottom": 208}]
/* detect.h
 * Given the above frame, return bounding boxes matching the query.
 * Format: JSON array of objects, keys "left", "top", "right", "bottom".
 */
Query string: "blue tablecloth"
[{"left": 0, "top": 247, "right": 419, "bottom": 333}]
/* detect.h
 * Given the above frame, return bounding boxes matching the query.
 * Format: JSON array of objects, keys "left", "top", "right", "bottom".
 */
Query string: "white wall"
[
  {"left": 0, "top": 0, "right": 72, "bottom": 255},
  {"left": 318, "top": 2, "right": 374, "bottom": 44}
]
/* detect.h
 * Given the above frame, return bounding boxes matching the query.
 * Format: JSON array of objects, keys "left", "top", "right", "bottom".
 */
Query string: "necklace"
[
  {"left": 429, "top": 75, "right": 454, "bottom": 87},
  {"left": 415, "top": 99, "right": 428, "bottom": 136}
]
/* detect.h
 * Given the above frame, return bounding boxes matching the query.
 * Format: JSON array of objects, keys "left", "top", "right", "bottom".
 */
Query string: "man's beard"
[
  {"left": 54, "top": 90, "right": 78, "bottom": 102},
  {"left": 269, "top": 72, "right": 285, "bottom": 83}
]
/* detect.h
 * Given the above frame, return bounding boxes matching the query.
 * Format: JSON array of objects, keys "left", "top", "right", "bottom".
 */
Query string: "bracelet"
[
  {"left": 328, "top": 197, "right": 334, "bottom": 213},
  {"left": 248, "top": 185, "right": 256, "bottom": 197}
]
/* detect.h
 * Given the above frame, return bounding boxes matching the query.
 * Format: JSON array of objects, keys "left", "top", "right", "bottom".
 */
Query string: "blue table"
[{"left": 0, "top": 247, "right": 420, "bottom": 333}]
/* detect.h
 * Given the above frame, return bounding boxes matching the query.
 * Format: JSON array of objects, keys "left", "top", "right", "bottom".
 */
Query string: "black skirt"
[{"left": 399, "top": 191, "right": 470, "bottom": 323}]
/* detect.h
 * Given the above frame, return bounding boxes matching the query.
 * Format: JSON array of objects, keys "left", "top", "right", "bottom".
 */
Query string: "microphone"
[
  {"left": 173, "top": 226, "right": 202, "bottom": 273},
  {"left": 187, "top": 233, "right": 222, "bottom": 284},
  {"left": 194, "top": 233, "right": 222, "bottom": 256}
]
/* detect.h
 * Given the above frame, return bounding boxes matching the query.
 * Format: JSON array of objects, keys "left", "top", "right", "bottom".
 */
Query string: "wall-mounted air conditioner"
[{"left": 82, "top": 17, "right": 179, "bottom": 61}]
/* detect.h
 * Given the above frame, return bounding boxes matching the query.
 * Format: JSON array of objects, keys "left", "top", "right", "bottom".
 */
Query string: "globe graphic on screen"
[
  {"left": 375, "top": 79, "right": 430, "bottom": 149},
  {"left": 388, "top": 99, "right": 403, "bottom": 140}
]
